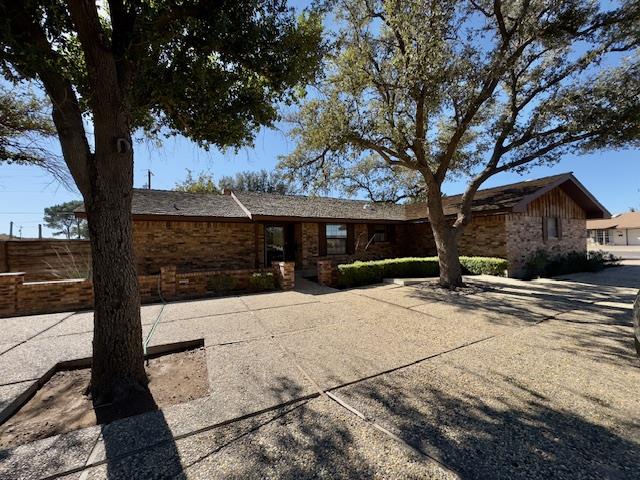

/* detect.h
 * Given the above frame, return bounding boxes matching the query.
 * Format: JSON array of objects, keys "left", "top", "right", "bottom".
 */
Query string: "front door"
[
  {"left": 265, "top": 225, "right": 285, "bottom": 265},
  {"left": 265, "top": 224, "right": 297, "bottom": 265}
]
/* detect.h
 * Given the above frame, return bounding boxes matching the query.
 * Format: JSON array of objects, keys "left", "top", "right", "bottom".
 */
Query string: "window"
[
  {"left": 372, "top": 224, "right": 387, "bottom": 242},
  {"left": 546, "top": 217, "right": 559, "bottom": 240},
  {"left": 591, "top": 229, "right": 610, "bottom": 244},
  {"left": 326, "top": 224, "right": 347, "bottom": 255}
]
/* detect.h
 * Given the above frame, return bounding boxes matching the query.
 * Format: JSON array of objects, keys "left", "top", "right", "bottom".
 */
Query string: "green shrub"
[
  {"left": 249, "top": 272, "right": 276, "bottom": 292},
  {"left": 524, "top": 249, "right": 618, "bottom": 279},
  {"left": 337, "top": 256, "right": 507, "bottom": 288},
  {"left": 206, "top": 274, "right": 237, "bottom": 294},
  {"left": 459, "top": 256, "right": 508, "bottom": 276}
]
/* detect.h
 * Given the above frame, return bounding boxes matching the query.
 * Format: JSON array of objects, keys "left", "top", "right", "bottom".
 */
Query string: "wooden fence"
[{"left": 0, "top": 240, "right": 91, "bottom": 281}]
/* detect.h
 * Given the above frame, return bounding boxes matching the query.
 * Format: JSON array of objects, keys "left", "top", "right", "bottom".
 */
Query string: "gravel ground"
[{"left": 1, "top": 266, "right": 639, "bottom": 479}]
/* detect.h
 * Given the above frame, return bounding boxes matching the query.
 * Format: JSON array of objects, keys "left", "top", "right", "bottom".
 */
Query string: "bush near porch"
[
  {"left": 524, "top": 249, "right": 619, "bottom": 279},
  {"left": 337, "top": 256, "right": 508, "bottom": 288}
]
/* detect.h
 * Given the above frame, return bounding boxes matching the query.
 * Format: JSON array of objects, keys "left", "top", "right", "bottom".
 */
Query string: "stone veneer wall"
[
  {"left": 505, "top": 215, "right": 587, "bottom": 277},
  {"left": 133, "top": 220, "right": 256, "bottom": 274}
]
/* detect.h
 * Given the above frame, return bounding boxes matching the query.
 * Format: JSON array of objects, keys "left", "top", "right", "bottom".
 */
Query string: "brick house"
[{"left": 76, "top": 172, "right": 609, "bottom": 278}]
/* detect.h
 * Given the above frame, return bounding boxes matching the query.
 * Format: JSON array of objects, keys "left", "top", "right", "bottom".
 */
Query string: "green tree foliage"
[
  {"left": 174, "top": 170, "right": 220, "bottom": 194},
  {"left": 0, "top": 0, "right": 323, "bottom": 402},
  {"left": 219, "top": 169, "right": 296, "bottom": 194},
  {"left": 281, "top": 0, "right": 640, "bottom": 287},
  {"left": 0, "top": 85, "right": 69, "bottom": 185},
  {"left": 43, "top": 200, "right": 88, "bottom": 239},
  {"left": 175, "top": 168, "right": 296, "bottom": 194}
]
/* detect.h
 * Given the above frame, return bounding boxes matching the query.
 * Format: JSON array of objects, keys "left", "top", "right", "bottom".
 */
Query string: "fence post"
[
  {"left": 0, "top": 272, "right": 24, "bottom": 317},
  {"left": 272, "top": 261, "right": 295, "bottom": 290},
  {"left": 160, "top": 266, "right": 177, "bottom": 300}
]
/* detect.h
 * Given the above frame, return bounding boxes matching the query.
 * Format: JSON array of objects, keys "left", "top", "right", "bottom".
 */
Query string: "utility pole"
[
  {"left": 147, "top": 169, "right": 154, "bottom": 189},
  {"left": 9, "top": 221, "right": 13, "bottom": 239},
  {"left": 18, "top": 226, "right": 22, "bottom": 239},
  {"left": 38, "top": 224, "right": 42, "bottom": 239}
]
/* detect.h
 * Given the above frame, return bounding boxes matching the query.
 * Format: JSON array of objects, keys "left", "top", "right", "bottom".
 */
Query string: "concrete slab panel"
[
  {"left": 254, "top": 301, "right": 366, "bottom": 335},
  {"left": 239, "top": 290, "right": 318, "bottom": 310},
  {"left": 206, "top": 337, "right": 317, "bottom": 415},
  {"left": 67, "top": 398, "right": 456, "bottom": 480},
  {"left": 161, "top": 296, "right": 248, "bottom": 322},
  {"left": 336, "top": 320, "right": 640, "bottom": 480},
  {"left": 147, "top": 311, "right": 267, "bottom": 347},
  {"left": 0, "top": 425, "right": 100, "bottom": 480},
  {"left": 0, "top": 312, "right": 72, "bottom": 343}
]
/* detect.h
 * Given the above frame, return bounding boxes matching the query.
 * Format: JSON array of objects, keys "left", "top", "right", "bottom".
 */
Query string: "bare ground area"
[{"left": 0, "top": 348, "right": 208, "bottom": 449}]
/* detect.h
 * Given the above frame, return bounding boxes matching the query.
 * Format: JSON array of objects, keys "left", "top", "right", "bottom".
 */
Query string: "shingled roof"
[
  {"left": 587, "top": 211, "right": 640, "bottom": 230},
  {"left": 75, "top": 189, "right": 250, "bottom": 220},
  {"left": 74, "top": 172, "right": 609, "bottom": 222},
  {"left": 231, "top": 191, "right": 407, "bottom": 222}
]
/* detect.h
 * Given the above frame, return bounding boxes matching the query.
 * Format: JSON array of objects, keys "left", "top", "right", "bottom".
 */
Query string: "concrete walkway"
[{"left": 0, "top": 266, "right": 638, "bottom": 479}]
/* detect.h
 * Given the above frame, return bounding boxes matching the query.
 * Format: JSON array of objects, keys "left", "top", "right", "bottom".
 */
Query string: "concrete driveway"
[{"left": 0, "top": 265, "right": 639, "bottom": 479}]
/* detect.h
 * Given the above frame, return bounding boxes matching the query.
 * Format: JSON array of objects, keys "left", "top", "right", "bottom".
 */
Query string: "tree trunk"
[
  {"left": 634, "top": 290, "right": 639, "bottom": 357},
  {"left": 432, "top": 224, "right": 463, "bottom": 288},
  {"left": 84, "top": 141, "right": 147, "bottom": 404}
]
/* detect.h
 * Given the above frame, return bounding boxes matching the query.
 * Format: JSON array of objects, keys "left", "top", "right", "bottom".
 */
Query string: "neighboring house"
[
  {"left": 75, "top": 172, "right": 609, "bottom": 278},
  {"left": 587, "top": 211, "right": 640, "bottom": 246}
]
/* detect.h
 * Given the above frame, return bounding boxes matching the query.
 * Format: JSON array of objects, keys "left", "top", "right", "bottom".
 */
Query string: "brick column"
[
  {"left": 272, "top": 261, "right": 295, "bottom": 290},
  {"left": 317, "top": 260, "right": 335, "bottom": 287},
  {"left": 0, "top": 272, "right": 24, "bottom": 317},
  {"left": 160, "top": 266, "right": 177, "bottom": 299}
]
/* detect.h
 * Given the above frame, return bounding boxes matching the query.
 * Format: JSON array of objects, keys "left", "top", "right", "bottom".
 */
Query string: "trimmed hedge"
[{"left": 337, "top": 256, "right": 508, "bottom": 288}]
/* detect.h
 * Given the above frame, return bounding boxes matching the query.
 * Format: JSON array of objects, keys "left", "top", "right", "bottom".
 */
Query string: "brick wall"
[
  {"left": 458, "top": 215, "right": 507, "bottom": 258},
  {"left": 300, "top": 223, "right": 319, "bottom": 269},
  {"left": 300, "top": 222, "right": 400, "bottom": 271},
  {"left": 399, "top": 216, "right": 507, "bottom": 259},
  {"left": 505, "top": 215, "right": 587, "bottom": 277},
  {"left": 16, "top": 279, "right": 94, "bottom": 316},
  {"left": 399, "top": 223, "right": 436, "bottom": 256},
  {"left": 0, "top": 263, "right": 286, "bottom": 318},
  {"left": 132, "top": 220, "right": 256, "bottom": 274}
]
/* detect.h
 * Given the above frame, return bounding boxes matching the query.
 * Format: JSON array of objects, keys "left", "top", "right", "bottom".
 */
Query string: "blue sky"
[{"left": 1, "top": 0, "right": 638, "bottom": 238}]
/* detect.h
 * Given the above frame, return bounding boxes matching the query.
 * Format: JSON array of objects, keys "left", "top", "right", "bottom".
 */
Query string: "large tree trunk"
[
  {"left": 84, "top": 134, "right": 147, "bottom": 404},
  {"left": 432, "top": 223, "right": 463, "bottom": 288}
]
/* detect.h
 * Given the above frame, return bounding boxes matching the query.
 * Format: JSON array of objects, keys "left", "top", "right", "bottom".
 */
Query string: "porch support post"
[{"left": 272, "top": 261, "right": 295, "bottom": 290}]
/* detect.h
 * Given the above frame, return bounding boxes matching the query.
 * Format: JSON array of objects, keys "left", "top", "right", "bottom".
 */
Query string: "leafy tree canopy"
[
  {"left": 44, "top": 200, "right": 88, "bottom": 239},
  {"left": 280, "top": 0, "right": 640, "bottom": 286},
  {"left": 175, "top": 168, "right": 296, "bottom": 195},
  {"left": 0, "top": 84, "right": 69, "bottom": 185},
  {"left": 174, "top": 170, "right": 220, "bottom": 194},
  {"left": 219, "top": 169, "right": 296, "bottom": 194}
]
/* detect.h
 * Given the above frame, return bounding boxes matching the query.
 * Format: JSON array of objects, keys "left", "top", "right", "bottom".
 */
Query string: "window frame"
[{"left": 325, "top": 223, "right": 348, "bottom": 255}]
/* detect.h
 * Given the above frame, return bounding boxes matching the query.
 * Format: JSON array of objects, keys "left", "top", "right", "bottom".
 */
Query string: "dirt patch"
[{"left": 0, "top": 347, "right": 208, "bottom": 449}]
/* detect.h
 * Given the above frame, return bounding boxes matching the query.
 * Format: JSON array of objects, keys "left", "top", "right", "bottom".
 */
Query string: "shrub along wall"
[{"left": 336, "top": 256, "right": 508, "bottom": 288}]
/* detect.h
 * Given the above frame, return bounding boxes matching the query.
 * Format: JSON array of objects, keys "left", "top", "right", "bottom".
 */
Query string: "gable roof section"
[
  {"left": 231, "top": 191, "right": 407, "bottom": 222},
  {"left": 404, "top": 173, "right": 609, "bottom": 220},
  {"left": 587, "top": 211, "right": 640, "bottom": 230}
]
